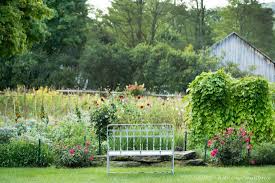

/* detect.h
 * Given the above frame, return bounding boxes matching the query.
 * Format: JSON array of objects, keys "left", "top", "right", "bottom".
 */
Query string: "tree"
[
  {"left": 43, "top": 0, "right": 89, "bottom": 58},
  {"left": 0, "top": 0, "right": 53, "bottom": 57},
  {"left": 131, "top": 43, "right": 219, "bottom": 93},
  {"left": 0, "top": 0, "right": 91, "bottom": 89},
  {"left": 212, "top": 0, "right": 275, "bottom": 58},
  {"left": 105, "top": 0, "right": 171, "bottom": 47}
]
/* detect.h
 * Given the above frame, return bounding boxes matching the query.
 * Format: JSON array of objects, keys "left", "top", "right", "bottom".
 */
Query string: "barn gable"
[{"left": 211, "top": 32, "right": 275, "bottom": 82}]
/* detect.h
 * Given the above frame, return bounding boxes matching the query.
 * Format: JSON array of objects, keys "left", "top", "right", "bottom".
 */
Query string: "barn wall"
[{"left": 211, "top": 34, "right": 275, "bottom": 82}]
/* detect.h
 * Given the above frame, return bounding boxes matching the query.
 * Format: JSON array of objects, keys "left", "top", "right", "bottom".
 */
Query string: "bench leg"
[
  {"left": 107, "top": 154, "right": 110, "bottom": 174},
  {"left": 171, "top": 154, "right": 174, "bottom": 175}
]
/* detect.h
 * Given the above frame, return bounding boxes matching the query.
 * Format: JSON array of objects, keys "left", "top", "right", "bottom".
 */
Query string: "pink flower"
[
  {"left": 210, "top": 149, "right": 218, "bottom": 157},
  {"left": 247, "top": 144, "right": 252, "bottom": 150},
  {"left": 89, "top": 156, "right": 94, "bottom": 161},
  {"left": 226, "top": 127, "right": 234, "bottom": 135},
  {"left": 76, "top": 145, "right": 81, "bottom": 150},
  {"left": 85, "top": 141, "right": 91, "bottom": 147},
  {"left": 220, "top": 141, "right": 225, "bottom": 145},
  {"left": 69, "top": 148, "right": 75, "bottom": 155},
  {"left": 207, "top": 140, "right": 212, "bottom": 147},
  {"left": 84, "top": 148, "right": 89, "bottom": 154},
  {"left": 245, "top": 137, "right": 250, "bottom": 143}
]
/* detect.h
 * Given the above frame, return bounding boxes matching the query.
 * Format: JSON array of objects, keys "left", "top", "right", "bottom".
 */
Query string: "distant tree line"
[{"left": 0, "top": 0, "right": 273, "bottom": 93}]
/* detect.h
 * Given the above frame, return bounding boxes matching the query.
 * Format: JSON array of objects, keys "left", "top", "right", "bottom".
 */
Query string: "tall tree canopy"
[
  {"left": 212, "top": 0, "right": 275, "bottom": 58},
  {"left": 0, "top": 0, "right": 53, "bottom": 57},
  {"left": 0, "top": 0, "right": 274, "bottom": 92}
]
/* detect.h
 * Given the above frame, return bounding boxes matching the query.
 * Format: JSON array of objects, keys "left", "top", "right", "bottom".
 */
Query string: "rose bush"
[
  {"left": 208, "top": 127, "right": 252, "bottom": 165},
  {"left": 56, "top": 141, "right": 97, "bottom": 167}
]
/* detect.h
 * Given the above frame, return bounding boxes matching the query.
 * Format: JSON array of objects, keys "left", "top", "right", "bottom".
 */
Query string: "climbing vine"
[{"left": 188, "top": 70, "right": 274, "bottom": 145}]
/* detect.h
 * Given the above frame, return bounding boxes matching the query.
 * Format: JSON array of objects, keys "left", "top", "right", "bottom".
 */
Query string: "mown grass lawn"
[{"left": 0, "top": 166, "right": 274, "bottom": 183}]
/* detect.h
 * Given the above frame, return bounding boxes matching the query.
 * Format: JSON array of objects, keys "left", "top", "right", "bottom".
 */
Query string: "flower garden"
[{"left": 0, "top": 70, "right": 275, "bottom": 182}]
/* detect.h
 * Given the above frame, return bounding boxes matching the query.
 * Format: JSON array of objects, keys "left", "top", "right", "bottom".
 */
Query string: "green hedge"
[
  {"left": 252, "top": 143, "right": 275, "bottom": 165},
  {"left": 188, "top": 70, "right": 274, "bottom": 145},
  {"left": 0, "top": 140, "right": 53, "bottom": 167}
]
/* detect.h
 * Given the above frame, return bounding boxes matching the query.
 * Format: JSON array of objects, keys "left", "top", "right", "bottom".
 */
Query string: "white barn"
[{"left": 210, "top": 32, "right": 275, "bottom": 82}]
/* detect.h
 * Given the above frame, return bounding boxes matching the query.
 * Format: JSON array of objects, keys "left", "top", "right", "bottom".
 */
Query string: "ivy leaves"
[{"left": 188, "top": 70, "right": 273, "bottom": 145}]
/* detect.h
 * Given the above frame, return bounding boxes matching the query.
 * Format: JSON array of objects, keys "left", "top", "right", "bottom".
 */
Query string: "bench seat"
[{"left": 108, "top": 150, "right": 173, "bottom": 156}]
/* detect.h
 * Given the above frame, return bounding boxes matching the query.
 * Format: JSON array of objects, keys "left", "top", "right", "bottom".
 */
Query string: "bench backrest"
[{"left": 107, "top": 124, "right": 174, "bottom": 152}]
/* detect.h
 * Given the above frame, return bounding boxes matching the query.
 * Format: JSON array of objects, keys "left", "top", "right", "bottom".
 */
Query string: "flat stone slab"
[
  {"left": 110, "top": 161, "right": 143, "bottom": 167},
  {"left": 110, "top": 155, "right": 170, "bottom": 163},
  {"left": 179, "top": 159, "right": 207, "bottom": 166},
  {"left": 174, "top": 151, "right": 196, "bottom": 160},
  {"left": 131, "top": 156, "right": 163, "bottom": 163}
]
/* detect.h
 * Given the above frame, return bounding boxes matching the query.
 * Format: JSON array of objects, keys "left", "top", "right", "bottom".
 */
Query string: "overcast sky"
[{"left": 88, "top": 0, "right": 275, "bottom": 11}]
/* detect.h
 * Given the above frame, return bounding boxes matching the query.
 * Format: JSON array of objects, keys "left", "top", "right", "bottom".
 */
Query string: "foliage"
[
  {"left": 79, "top": 43, "right": 133, "bottom": 90},
  {"left": 188, "top": 70, "right": 274, "bottom": 145},
  {"left": 0, "top": 139, "right": 53, "bottom": 167},
  {"left": 0, "top": 0, "right": 53, "bottom": 57},
  {"left": 49, "top": 119, "right": 92, "bottom": 148},
  {"left": 55, "top": 142, "right": 96, "bottom": 168},
  {"left": 126, "top": 83, "right": 145, "bottom": 96},
  {"left": 0, "top": 127, "right": 16, "bottom": 144},
  {"left": 231, "top": 77, "right": 274, "bottom": 142},
  {"left": 208, "top": 127, "right": 252, "bottom": 166},
  {"left": 0, "top": 88, "right": 186, "bottom": 128},
  {"left": 130, "top": 43, "right": 218, "bottom": 92},
  {"left": 188, "top": 70, "right": 232, "bottom": 144},
  {"left": 105, "top": 0, "right": 171, "bottom": 47},
  {"left": 211, "top": 0, "right": 275, "bottom": 58},
  {"left": 0, "top": 0, "right": 90, "bottom": 89},
  {"left": 91, "top": 100, "right": 117, "bottom": 155},
  {"left": 1, "top": 0, "right": 275, "bottom": 91},
  {"left": 221, "top": 62, "right": 254, "bottom": 78},
  {"left": 251, "top": 142, "right": 275, "bottom": 165}
]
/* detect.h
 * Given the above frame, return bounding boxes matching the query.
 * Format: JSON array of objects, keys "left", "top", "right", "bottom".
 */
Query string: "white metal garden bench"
[{"left": 107, "top": 124, "right": 174, "bottom": 174}]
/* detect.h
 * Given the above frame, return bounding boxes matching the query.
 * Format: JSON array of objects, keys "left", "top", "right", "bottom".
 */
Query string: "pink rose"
[
  {"left": 226, "top": 127, "right": 234, "bottom": 135},
  {"left": 207, "top": 140, "right": 212, "bottom": 147},
  {"left": 69, "top": 148, "right": 75, "bottom": 155},
  {"left": 210, "top": 149, "right": 218, "bottom": 157},
  {"left": 84, "top": 148, "right": 89, "bottom": 154},
  {"left": 245, "top": 137, "right": 250, "bottom": 143},
  {"left": 89, "top": 156, "right": 94, "bottom": 161},
  {"left": 85, "top": 141, "right": 91, "bottom": 147}
]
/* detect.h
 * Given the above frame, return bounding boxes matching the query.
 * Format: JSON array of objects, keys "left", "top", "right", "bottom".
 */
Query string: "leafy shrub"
[
  {"left": 231, "top": 77, "right": 274, "bottom": 142},
  {"left": 49, "top": 114, "right": 93, "bottom": 148},
  {"left": 251, "top": 143, "right": 275, "bottom": 165},
  {"left": 126, "top": 83, "right": 145, "bottom": 96},
  {"left": 55, "top": 142, "right": 96, "bottom": 168},
  {"left": 188, "top": 70, "right": 273, "bottom": 145},
  {"left": 0, "top": 140, "right": 53, "bottom": 167},
  {"left": 188, "top": 70, "right": 232, "bottom": 144},
  {"left": 0, "top": 127, "right": 16, "bottom": 143},
  {"left": 91, "top": 101, "right": 117, "bottom": 154},
  {"left": 208, "top": 127, "right": 252, "bottom": 166}
]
